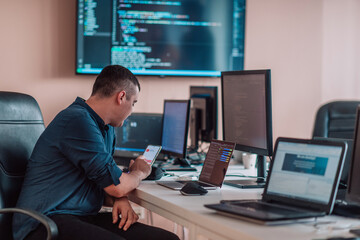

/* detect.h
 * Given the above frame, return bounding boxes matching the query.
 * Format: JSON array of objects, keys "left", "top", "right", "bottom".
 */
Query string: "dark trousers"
[{"left": 25, "top": 213, "right": 180, "bottom": 240}]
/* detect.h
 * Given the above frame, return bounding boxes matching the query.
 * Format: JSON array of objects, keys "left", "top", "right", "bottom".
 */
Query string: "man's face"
[{"left": 115, "top": 87, "right": 139, "bottom": 127}]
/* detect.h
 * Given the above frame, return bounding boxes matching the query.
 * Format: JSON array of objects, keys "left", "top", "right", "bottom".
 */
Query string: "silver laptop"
[
  {"left": 156, "top": 139, "right": 235, "bottom": 190},
  {"left": 205, "top": 137, "right": 347, "bottom": 224}
]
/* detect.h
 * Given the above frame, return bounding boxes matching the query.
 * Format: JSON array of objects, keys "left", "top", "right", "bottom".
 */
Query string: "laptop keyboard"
[{"left": 232, "top": 202, "right": 303, "bottom": 215}]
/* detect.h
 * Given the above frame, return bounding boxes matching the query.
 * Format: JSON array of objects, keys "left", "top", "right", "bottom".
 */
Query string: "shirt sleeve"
[
  {"left": 111, "top": 127, "right": 116, "bottom": 156},
  {"left": 59, "top": 114, "right": 122, "bottom": 188}
]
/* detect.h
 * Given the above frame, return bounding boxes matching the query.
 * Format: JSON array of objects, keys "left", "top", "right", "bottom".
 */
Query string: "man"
[{"left": 13, "top": 65, "right": 179, "bottom": 240}]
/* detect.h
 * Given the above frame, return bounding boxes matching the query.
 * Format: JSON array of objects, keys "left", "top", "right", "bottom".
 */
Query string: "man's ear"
[{"left": 116, "top": 90, "right": 126, "bottom": 104}]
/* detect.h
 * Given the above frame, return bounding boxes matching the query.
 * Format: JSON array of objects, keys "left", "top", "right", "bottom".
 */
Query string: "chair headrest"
[
  {"left": 0, "top": 91, "right": 44, "bottom": 175},
  {"left": 0, "top": 91, "right": 43, "bottom": 122}
]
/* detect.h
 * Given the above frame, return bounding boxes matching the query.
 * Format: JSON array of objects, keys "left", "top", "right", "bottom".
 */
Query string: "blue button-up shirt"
[{"left": 13, "top": 97, "right": 123, "bottom": 240}]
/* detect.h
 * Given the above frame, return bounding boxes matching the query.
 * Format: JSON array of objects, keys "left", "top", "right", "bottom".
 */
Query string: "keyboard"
[{"left": 231, "top": 201, "right": 304, "bottom": 215}]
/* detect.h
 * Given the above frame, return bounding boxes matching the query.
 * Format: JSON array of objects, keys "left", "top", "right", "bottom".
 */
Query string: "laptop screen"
[
  {"left": 266, "top": 140, "right": 344, "bottom": 204},
  {"left": 199, "top": 140, "right": 236, "bottom": 187}
]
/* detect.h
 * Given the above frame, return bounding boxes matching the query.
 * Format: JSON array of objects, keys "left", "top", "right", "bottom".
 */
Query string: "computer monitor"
[
  {"left": 114, "top": 113, "right": 162, "bottom": 165},
  {"left": 189, "top": 86, "right": 218, "bottom": 150},
  {"left": 346, "top": 106, "right": 360, "bottom": 204},
  {"left": 161, "top": 100, "right": 190, "bottom": 160},
  {"left": 221, "top": 69, "right": 273, "bottom": 188},
  {"left": 332, "top": 106, "right": 360, "bottom": 223},
  {"left": 76, "top": 0, "right": 246, "bottom": 76}
]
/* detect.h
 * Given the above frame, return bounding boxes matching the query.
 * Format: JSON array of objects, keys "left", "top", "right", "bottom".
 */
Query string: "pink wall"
[
  {"left": 0, "top": 0, "right": 359, "bottom": 141},
  {"left": 245, "top": 0, "right": 323, "bottom": 138},
  {"left": 322, "top": 0, "right": 360, "bottom": 101},
  {"left": 0, "top": 0, "right": 94, "bottom": 124}
]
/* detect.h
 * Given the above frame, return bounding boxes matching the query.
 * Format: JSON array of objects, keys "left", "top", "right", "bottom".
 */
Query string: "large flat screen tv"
[{"left": 76, "top": 0, "right": 246, "bottom": 77}]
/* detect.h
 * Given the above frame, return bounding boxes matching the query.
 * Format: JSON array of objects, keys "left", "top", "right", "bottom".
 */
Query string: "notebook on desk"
[
  {"left": 205, "top": 137, "right": 347, "bottom": 224},
  {"left": 156, "top": 139, "right": 236, "bottom": 190}
]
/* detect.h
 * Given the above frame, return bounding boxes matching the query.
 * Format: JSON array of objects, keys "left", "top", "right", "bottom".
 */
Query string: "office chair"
[
  {"left": 312, "top": 101, "right": 360, "bottom": 139},
  {"left": 0, "top": 92, "right": 58, "bottom": 240}
]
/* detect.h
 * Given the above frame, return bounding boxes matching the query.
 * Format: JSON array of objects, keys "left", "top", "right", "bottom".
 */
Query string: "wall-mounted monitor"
[{"left": 76, "top": 0, "right": 246, "bottom": 77}]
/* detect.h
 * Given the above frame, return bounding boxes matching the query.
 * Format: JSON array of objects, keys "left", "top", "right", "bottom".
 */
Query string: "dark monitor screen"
[
  {"left": 221, "top": 70, "right": 273, "bottom": 156},
  {"left": 114, "top": 113, "right": 162, "bottom": 159},
  {"left": 161, "top": 100, "right": 190, "bottom": 158},
  {"left": 346, "top": 106, "right": 360, "bottom": 204},
  {"left": 189, "top": 86, "right": 218, "bottom": 148},
  {"left": 76, "top": 0, "right": 246, "bottom": 76}
]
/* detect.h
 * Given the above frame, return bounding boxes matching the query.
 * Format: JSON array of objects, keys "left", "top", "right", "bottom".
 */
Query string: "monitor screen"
[
  {"left": 221, "top": 70, "right": 273, "bottom": 156},
  {"left": 267, "top": 140, "right": 344, "bottom": 205},
  {"left": 114, "top": 113, "right": 162, "bottom": 159},
  {"left": 189, "top": 86, "right": 217, "bottom": 149},
  {"left": 199, "top": 140, "right": 235, "bottom": 187},
  {"left": 76, "top": 0, "right": 246, "bottom": 76},
  {"left": 346, "top": 106, "right": 360, "bottom": 204},
  {"left": 161, "top": 100, "right": 190, "bottom": 158}
]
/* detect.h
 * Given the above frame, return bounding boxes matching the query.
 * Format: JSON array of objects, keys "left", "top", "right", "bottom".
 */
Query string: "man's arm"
[
  {"left": 104, "top": 156, "right": 151, "bottom": 198},
  {"left": 103, "top": 193, "right": 115, "bottom": 207}
]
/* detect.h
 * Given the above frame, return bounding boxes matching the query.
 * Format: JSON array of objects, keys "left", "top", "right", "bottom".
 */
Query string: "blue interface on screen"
[
  {"left": 267, "top": 141, "right": 342, "bottom": 204},
  {"left": 161, "top": 102, "right": 188, "bottom": 155},
  {"left": 76, "top": 0, "right": 246, "bottom": 76},
  {"left": 114, "top": 114, "right": 162, "bottom": 152}
]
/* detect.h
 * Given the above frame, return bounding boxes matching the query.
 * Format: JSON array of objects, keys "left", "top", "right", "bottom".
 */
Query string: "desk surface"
[{"left": 129, "top": 166, "right": 360, "bottom": 240}]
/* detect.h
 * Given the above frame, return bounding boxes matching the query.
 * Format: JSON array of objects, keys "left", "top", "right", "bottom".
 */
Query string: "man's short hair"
[{"left": 91, "top": 65, "right": 140, "bottom": 99}]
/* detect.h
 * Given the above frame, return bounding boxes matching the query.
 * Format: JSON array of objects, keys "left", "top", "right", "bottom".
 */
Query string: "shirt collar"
[{"left": 73, "top": 97, "right": 109, "bottom": 131}]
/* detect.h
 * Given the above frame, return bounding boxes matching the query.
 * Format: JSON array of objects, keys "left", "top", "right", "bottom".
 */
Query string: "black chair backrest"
[
  {"left": 0, "top": 92, "right": 45, "bottom": 239},
  {"left": 313, "top": 101, "right": 360, "bottom": 139}
]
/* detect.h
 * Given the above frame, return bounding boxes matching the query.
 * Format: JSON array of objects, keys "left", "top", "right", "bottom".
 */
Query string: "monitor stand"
[
  {"left": 173, "top": 157, "right": 191, "bottom": 167},
  {"left": 159, "top": 157, "right": 197, "bottom": 172},
  {"left": 223, "top": 155, "right": 267, "bottom": 189}
]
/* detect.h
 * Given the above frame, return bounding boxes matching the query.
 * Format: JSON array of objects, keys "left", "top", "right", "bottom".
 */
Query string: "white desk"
[{"left": 128, "top": 167, "right": 360, "bottom": 240}]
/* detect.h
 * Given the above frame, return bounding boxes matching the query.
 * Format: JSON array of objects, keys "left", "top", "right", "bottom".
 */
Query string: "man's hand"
[
  {"left": 112, "top": 197, "right": 139, "bottom": 231},
  {"left": 128, "top": 155, "right": 151, "bottom": 179}
]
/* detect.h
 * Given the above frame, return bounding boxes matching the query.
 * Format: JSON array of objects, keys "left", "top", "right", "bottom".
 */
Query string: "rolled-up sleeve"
[
  {"left": 59, "top": 114, "right": 122, "bottom": 188},
  {"left": 106, "top": 161, "right": 122, "bottom": 186}
]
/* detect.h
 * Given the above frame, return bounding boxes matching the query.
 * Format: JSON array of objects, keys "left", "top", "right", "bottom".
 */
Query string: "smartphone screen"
[{"left": 143, "top": 145, "right": 162, "bottom": 165}]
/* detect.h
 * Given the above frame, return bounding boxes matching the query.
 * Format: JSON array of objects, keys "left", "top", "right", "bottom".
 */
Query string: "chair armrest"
[{"left": 0, "top": 208, "right": 58, "bottom": 240}]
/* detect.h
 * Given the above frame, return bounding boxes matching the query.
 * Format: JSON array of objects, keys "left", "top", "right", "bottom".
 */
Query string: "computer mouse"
[{"left": 180, "top": 182, "right": 208, "bottom": 196}]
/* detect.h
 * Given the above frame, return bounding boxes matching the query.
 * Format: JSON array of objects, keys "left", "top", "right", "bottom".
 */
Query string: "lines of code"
[{"left": 76, "top": 0, "right": 245, "bottom": 76}]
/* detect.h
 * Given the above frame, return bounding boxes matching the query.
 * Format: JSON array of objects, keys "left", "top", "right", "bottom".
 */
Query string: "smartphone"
[{"left": 143, "top": 145, "right": 162, "bottom": 165}]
